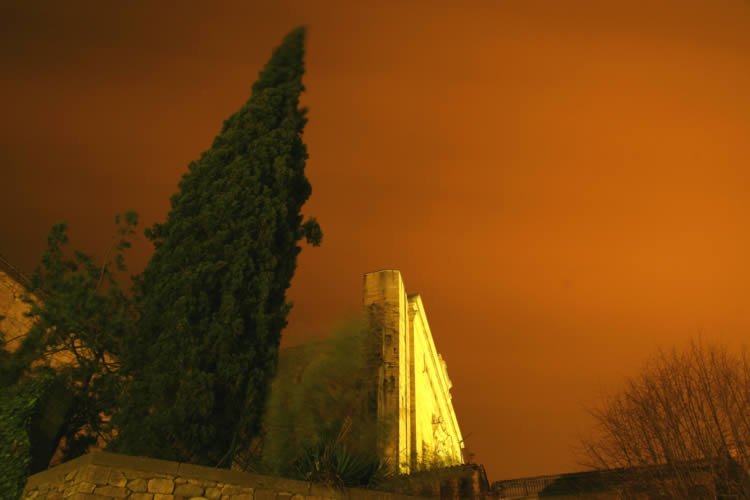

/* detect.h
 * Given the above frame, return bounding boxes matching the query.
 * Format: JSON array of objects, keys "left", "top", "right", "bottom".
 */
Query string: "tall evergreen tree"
[{"left": 113, "top": 27, "right": 321, "bottom": 466}]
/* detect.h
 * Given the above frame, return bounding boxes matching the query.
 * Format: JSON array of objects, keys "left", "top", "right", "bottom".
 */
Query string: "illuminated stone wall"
[
  {"left": 0, "top": 269, "right": 35, "bottom": 352},
  {"left": 409, "top": 294, "right": 463, "bottom": 467},
  {"left": 364, "top": 270, "right": 464, "bottom": 474},
  {"left": 0, "top": 268, "right": 79, "bottom": 369},
  {"left": 23, "top": 451, "right": 425, "bottom": 499}
]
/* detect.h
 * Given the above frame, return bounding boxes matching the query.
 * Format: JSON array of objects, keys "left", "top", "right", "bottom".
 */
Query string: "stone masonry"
[
  {"left": 23, "top": 451, "right": 428, "bottom": 500},
  {"left": 364, "top": 270, "right": 464, "bottom": 474},
  {"left": 0, "top": 267, "right": 36, "bottom": 352}
]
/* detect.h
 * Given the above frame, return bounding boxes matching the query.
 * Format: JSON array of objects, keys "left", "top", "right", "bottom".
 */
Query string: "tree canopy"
[
  {"left": 112, "top": 26, "right": 321, "bottom": 466},
  {"left": 0, "top": 212, "right": 138, "bottom": 498}
]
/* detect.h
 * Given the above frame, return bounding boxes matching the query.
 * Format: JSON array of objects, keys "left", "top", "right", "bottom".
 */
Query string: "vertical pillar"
[
  {"left": 408, "top": 298, "right": 418, "bottom": 471},
  {"left": 363, "top": 270, "right": 412, "bottom": 474}
]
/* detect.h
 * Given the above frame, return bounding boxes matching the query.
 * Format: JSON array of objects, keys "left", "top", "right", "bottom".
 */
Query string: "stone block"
[
  {"left": 229, "top": 495, "right": 253, "bottom": 500},
  {"left": 149, "top": 478, "right": 175, "bottom": 493},
  {"left": 204, "top": 487, "right": 222, "bottom": 499},
  {"left": 124, "top": 470, "right": 151, "bottom": 479},
  {"left": 108, "top": 469, "right": 127, "bottom": 487},
  {"left": 130, "top": 494, "right": 155, "bottom": 500},
  {"left": 189, "top": 478, "right": 216, "bottom": 486},
  {"left": 175, "top": 483, "right": 205, "bottom": 496},
  {"left": 128, "top": 478, "right": 149, "bottom": 492},
  {"left": 77, "top": 465, "right": 111, "bottom": 485},
  {"left": 69, "top": 494, "right": 115, "bottom": 500},
  {"left": 254, "top": 489, "right": 274, "bottom": 500},
  {"left": 220, "top": 486, "right": 253, "bottom": 495},
  {"left": 153, "top": 495, "right": 175, "bottom": 500},
  {"left": 125, "top": 470, "right": 173, "bottom": 480},
  {"left": 93, "top": 484, "right": 129, "bottom": 497},
  {"left": 75, "top": 481, "right": 96, "bottom": 493},
  {"left": 177, "top": 463, "right": 257, "bottom": 486},
  {"left": 96, "top": 452, "right": 179, "bottom": 476}
]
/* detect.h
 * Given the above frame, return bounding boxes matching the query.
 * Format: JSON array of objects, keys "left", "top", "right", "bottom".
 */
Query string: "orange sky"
[{"left": 2, "top": 0, "right": 750, "bottom": 481}]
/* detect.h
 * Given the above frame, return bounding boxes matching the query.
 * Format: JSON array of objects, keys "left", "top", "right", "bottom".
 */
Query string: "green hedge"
[{"left": 0, "top": 368, "right": 56, "bottom": 500}]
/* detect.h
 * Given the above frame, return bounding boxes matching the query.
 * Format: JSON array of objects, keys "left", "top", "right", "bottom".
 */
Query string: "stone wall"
[
  {"left": 363, "top": 271, "right": 464, "bottom": 474},
  {"left": 23, "top": 452, "right": 429, "bottom": 500},
  {"left": 0, "top": 267, "right": 36, "bottom": 352},
  {"left": 408, "top": 295, "right": 462, "bottom": 467}
]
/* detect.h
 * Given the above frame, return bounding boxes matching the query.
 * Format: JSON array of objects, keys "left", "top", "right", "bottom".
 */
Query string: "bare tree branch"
[{"left": 582, "top": 341, "right": 750, "bottom": 498}]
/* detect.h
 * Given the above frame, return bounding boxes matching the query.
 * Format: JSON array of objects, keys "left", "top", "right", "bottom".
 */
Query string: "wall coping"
[{"left": 25, "top": 451, "right": 430, "bottom": 499}]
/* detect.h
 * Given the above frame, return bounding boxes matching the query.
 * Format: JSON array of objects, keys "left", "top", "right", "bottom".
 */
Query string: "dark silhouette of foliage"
[
  {"left": 112, "top": 27, "right": 321, "bottom": 466},
  {"left": 0, "top": 212, "right": 138, "bottom": 499},
  {"left": 0, "top": 366, "right": 56, "bottom": 500},
  {"left": 24, "top": 214, "right": 138, "bottom": 459}
]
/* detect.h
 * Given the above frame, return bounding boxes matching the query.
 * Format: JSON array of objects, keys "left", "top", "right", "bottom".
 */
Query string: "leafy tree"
[
  {"left": 24, "top": 214, "right": 137, "bottom": 456},
  {"left": 0, "top": 213, "right": 138, "bottom": 498},
  {"left": 582, "top": 340, "right": 750, "bottom": 498},
  {"left": 113, "top": 27, "right": 321, "bottom": 466}
]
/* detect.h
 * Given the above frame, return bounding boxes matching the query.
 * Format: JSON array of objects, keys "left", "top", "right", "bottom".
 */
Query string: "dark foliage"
[
  {"left": 112, "top": 27, "right": 321, "bottom": 466},
  {"left": 24, "top": 215, "right": 137, "bottom": 459},
  {"left": 0, "top": 366, "right": 56, "bottom": 500},
  {"left": 0, "top": 212, "right": 137, "bottom": 499}
]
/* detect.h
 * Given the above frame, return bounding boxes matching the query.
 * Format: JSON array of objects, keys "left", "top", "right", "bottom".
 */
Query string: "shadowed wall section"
[{"left": 364, "top": 270, "right": 464, "bottom": 474}]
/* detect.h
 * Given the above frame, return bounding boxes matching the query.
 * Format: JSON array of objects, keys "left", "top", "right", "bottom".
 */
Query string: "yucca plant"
[
  {"left": 257, "top": 315, "right": 391, "bottom": 488},
  {"left": 294, "top": 417, "right": 391, "bottom": 488}
]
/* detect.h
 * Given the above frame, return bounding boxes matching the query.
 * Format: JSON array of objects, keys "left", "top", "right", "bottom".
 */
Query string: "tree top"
[{"left": 253, "top": 26, "right": 307, "bottom": 95}]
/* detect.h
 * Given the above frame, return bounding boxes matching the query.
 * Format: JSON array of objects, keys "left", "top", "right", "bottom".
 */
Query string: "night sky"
[{"left": 2, "top": 0, "right": 750, "bottom": 481}]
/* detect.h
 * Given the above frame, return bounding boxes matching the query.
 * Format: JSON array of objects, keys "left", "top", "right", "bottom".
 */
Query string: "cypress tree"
[{"left": 113, "top": 27, "right": 321, "bottom": 465}]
